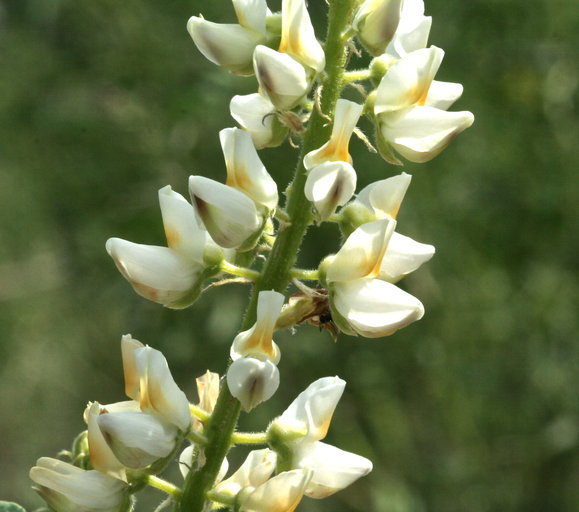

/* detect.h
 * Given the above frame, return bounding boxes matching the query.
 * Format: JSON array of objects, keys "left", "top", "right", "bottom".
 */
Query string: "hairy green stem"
[{"left": 178, "top": 2, "right": 359, "bottom": 511}]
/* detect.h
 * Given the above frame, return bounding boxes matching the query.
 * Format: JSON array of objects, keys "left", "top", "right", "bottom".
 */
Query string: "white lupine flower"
[
  {"left": 253, "top": 45, "right": 310, "bottom": 110},
  {"left": 179, "top": 444, "right": 230, "bottom": 481},
  {"left": 330, "top": 278, "right": 424, "bottom": 337},
  {"left": 322, "top": 219, "right": 426, "bottom": 338},
  {"left": 189, "top": 175, "right": 263, "bottom": 250},
  {"left": 230, "top": 290, "right": 284, "bottom": 363},
  {"left": 292, "top": 441, "right": 373, "bottom": 498},
  {"left": 304, "top": 161, "right": 357, "bottom": 221},
  {"left": 379, "top": 231, "right": 435, "bottom": 282},
  {"left": 105, "top": 240, "right": 203, "bottom": 308},
  {"left": 214, "top": 448, "right": 277, "bottom": 496},
  {"left": 374, "top": 46, "right": 474, "bottom": 163},
  {"left": 352, "top": 0, "right": 403, "bottom": 56},
  {"left": 270, "top": 377, "right": 372, "bottom": 497},
  {"left": 95, "top": 411, "right": 179, "bottom": 469},
  {"left": 228, "top": 290, "right": 284, "bottom": 410},
  {"left": 187, "top": 0, "right": 271, "bottom": 75},
  {"left": 238, "top": 468, "right": 312, "bottom": 512},
  {"left": 106, "top": 186, "right": 220, "bottom": 309},
  {"left": 276, "top": 376, "right": 345, "bottom": 443},
  {"left": 230, "top": 93, "right": 285, "bottom": 149},
  {"left": 378, "top": 105, "right": 475, "bottom": 163},
  {"left": 303, "top": 99, "right": 364, "bottom": 169},
  {"left": 219, "top": 127, "right": 278, "bottom": 211},
  {"left": 121, "top": 335, "right": 191, "bottom": 432},
  {"left": 227, "top": 357, "right": 280, "bottom": 411},
  {"left": 279, "top": 0, "right": 325, "bottom": 73},
  {"left": 30, "top": 458, "right": 129, "bottom": 512}
]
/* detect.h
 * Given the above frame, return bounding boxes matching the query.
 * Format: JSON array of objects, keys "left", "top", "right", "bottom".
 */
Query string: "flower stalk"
[{"left": 178, "top": 1, "right": 362, "bottom": 511}]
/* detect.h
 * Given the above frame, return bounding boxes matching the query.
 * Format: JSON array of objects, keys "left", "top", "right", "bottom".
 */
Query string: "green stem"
[
  {"left": 178, "top": 2, "right": 359, "bottom": 511},
  {"left": 242, "top": 0, "right": 359, "bottom": 327},
  {"left": 343, "top": 69, "right": 373, "bottom": 82},
  {"left": 220, "top": 261, "right": 261, "bottom": 281},
  {"left": 288, "top": 268, "right": 319, "bottom": 281},
  {"left": 189, "top": 404, "right": 210, "bottom": 422},
  {"left": 231, "top": 431, "right": 268, "bottom": 445},
  {"left": 147, "top": 475, "right": 182, "bottom": 498}
]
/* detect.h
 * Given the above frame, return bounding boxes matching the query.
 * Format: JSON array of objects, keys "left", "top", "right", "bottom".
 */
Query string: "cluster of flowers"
[
  {"left": 190, "top": 0, "right": 473, "bottom": 161},
  {"left": 30, "top": 337, "right": 370, "bottom": 512},
  {"left": 29, "top": 0, "right": 474, "bottom": 510}
]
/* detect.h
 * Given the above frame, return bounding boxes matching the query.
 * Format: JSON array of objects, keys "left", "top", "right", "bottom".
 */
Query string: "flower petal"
[
  {"left": 331, "top": 278, "right": 424, "bottom": 338},
  {"left": 293, "top": 441, "right": 373, "bottom": 498},
  {"left": 253, "top": 45, "right": 309, "bottom": 110},
  {"left": 379, "top": 231, "right": 435, "bottom": 282},
  {"left": 187, "top": 17, "right": 264, "bottom": 75},
  {"left": 189, "top": 175, "right": 261, "bottom": 249},
  {"left": 220, "top": 127, "right": 278, "bottom": 210},
  {"left": 380, "top": 105, "right": 474, "bottom": 163},
  {"left": 326, "top": 218, "right": 395, "bottom": 282},
  {"left": 375, "top": 46, "right": 444, "bottom": 114}
]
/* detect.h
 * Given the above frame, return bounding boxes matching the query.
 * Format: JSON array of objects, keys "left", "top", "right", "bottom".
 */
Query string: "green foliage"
[
  {"left": 0, "top": 0, "right": 577, "bottom": 511},
  {"left": 0, "top": 502, "right": 26, "bottom": 512}
]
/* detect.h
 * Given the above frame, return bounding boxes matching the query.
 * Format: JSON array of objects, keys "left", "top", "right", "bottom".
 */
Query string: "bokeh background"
[{"left": 1, "top": 0, "right": 577, "bottom": 510}]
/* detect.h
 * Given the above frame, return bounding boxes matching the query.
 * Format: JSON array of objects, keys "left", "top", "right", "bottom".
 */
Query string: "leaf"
[{"left": 0, "top": 502, "right": 27, "bottom": 512}]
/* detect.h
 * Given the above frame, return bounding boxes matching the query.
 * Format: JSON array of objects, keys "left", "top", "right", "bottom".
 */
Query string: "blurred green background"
[{"left": 0, "top": 0, "right": 577, "bottom": 510}]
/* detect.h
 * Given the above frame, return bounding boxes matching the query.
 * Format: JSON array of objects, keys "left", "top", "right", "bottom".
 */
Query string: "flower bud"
[
  {"left": 220, "top": 127, "right": 278, "bottom": 211},
  {"left": 227, "top": 357, "right": 280, "bottom": 411},
  {"left": 230, "top": 93, "right": 288, "bottom": 149},
  {"left": 189, "top": 175, "right": 262, "bottom": 250},
  {"left": 293, "top": 441, "right": 373, "bottom": 499},
  {"left": 352, "top": 0, "right": 403, "bottom": 56},
  {"left": 253, "top": 45, "right": 309, "bottom": 110},
  {"left": 304, "top": 161, "right": 357, "bottom": 221},
  {"left": 30, "top": 458, "right": 129, "bottom": 512},
  {"left": 96, "top": 411, "right": 179, "bottom": 469},
  {"left": 196, "top": 370, "right": 221, "bottom": 414},
  {"left": 303, "top": 99, "right": 363, "bottom": 169}
]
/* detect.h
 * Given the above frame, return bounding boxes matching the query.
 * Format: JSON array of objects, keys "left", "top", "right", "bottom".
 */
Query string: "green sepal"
[
  {"left": 375, "top": 121, "right": 403, "bottom": 166},
  {"left": 71, "top": 430, "right": 91, "bottom": 469},
  {"left": 168, "top": 265, "right": 221, "bottom": 309},
  {"left": 338, "top": 202, "right": 376, "bottom": 238}
]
